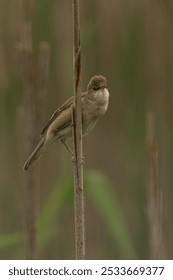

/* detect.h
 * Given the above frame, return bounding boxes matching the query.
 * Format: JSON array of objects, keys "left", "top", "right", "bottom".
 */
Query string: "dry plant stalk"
[
  {"left": 36, "top": 42, "right": 51, "bottom": 132},
  {"left": 72, "top": 0, "right": 85, "bottom": 259},
  {"left": 18, "top": 0, "right": 50, "bottom": 259},
  {"left": 18, "top": 0, "right": 38, "bottom": 259},
  {"left": 146, "top": 112, "right": 166, "bottom": 259},
  {"left": 19, "top": 43, "right": 38, "bottom": 259},
  {"left": 16, "top": 106, "right": 27, "bottom": 253}
]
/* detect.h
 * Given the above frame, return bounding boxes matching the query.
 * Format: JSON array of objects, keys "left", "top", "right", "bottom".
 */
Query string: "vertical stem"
[
  {"left": 19, "top": 44, "right": 38, "bottom": 260},
  {"left": 36, "top": 42, "right": 51, "bottom": 133},
  {"left": 146, "top": 112, "right": 166, "bottom": 259},
  {"left": 72, "top": 0, "right": 85, "bottom": 259},
  {"left": 16, "top": 106, "right": 27, "bottom": 254},
  {"left": 19, "top": 0, "right": 38, "bottom": 259}
]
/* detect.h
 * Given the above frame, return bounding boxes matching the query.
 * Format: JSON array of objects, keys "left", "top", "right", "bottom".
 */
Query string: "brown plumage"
[{"left": 23, "top": 75, "right": 109, "bottom": 171}]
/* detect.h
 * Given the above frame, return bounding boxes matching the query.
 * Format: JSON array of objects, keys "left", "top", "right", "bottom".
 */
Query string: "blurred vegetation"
[{"left": 0, "top": 0, "right": 173, "bottom": 259}]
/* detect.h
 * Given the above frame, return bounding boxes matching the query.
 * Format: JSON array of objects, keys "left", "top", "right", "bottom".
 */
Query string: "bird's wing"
[
  {"left": 40, "top": 92, "right": 87, "bottom": 136},
  {"left": 40, "top": 96, "right": 74, "bottom": 136}
]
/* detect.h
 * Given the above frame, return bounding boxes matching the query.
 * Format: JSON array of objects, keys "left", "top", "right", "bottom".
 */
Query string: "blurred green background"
[{"left": 0, "top": 0, "right": 173, "bottom": 259}]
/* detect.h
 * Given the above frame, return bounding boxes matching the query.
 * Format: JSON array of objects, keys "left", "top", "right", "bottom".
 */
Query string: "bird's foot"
[{"left": 71, "top": 156, "right": 85, "bottom": 166}]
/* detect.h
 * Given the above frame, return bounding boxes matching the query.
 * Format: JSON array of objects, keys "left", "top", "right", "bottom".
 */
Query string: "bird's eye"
[{"left": 92, "top": 86, "right": 99, "bottom": 90}]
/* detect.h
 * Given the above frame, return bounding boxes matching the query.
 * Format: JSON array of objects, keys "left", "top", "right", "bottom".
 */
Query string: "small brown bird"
[{"left": 23, "top": 75, "right": 109, "bottom": 171}]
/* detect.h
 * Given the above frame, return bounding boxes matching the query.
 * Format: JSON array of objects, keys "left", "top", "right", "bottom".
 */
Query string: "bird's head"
[{"left": 87, "top": 75, "right": 107, "bottom": 92}]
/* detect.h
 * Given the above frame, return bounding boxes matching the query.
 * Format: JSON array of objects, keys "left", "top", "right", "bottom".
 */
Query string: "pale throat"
[{"left": 94, "top": 88, "right": 109, "bottom": 105}]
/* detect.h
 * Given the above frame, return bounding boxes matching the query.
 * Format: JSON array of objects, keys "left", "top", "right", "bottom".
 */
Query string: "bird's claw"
[{"left": 71, "top": 156, "right": 85, "bottom": 165}]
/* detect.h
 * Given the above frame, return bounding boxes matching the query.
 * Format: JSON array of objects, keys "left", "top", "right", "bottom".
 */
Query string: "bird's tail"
[{"left": 23, "top": 137, "right": 45, "bottom": 171}]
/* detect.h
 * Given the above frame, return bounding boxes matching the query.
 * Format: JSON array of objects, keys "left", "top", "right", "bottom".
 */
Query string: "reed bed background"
[{"left": 0, "top": 0, "right": 173, "bottom": 259}]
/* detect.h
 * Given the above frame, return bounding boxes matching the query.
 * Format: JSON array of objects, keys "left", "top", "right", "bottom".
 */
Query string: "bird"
[{"left": 23, "top": 75, "right": 109, "bottom": 171}]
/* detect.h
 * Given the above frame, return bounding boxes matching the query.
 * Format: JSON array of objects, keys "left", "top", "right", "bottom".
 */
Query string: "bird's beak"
[{"left": 101, "top": 83, "right": 107, "bottom": 89}]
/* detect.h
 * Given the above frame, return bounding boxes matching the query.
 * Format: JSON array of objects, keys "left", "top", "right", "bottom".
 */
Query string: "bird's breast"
[
  {"left": 85, "top": 88, "right": 109, "bottom": 116},
  {"left": 94, "top": 88, "right": 109, "bottom": 105},
  {"left": 81, "top": 88, "right": 109, "bottom": 134}
]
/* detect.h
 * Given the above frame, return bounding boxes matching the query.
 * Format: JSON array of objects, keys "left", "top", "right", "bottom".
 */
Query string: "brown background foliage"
[{"left": 0, "top": 0, "right": 173, "bottom": 259}]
